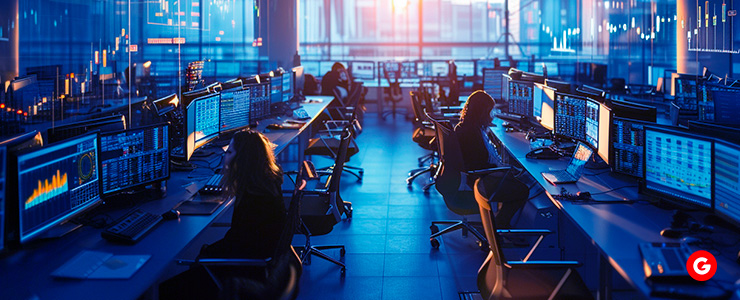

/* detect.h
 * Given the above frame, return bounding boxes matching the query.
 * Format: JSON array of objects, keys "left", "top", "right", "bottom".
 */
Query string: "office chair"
[
  {"left": 474, "top": 172, "right": 593, "bottom": 300},
  {"left": 427, "top": 115, "right": 507, "bottom": 250},
  {"left": 304, "top": 106, "right": 364, "bottom": 181},
  {"left": 175, "top": 166, "right": 306, "bottom": 300},
  {"left": 295, "top": 129, "right": 354, "bottom": 275},
  {"left": 406, "top": 91, "right": 438, "bottom": 187}
]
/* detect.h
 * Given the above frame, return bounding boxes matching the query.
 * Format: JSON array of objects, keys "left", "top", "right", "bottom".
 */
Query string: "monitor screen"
[
  {"left": 611, "top": 117, "right": 650, "bottom": 178},
  {"left": 293, "top": 66, "right": 305, "bottom": 96},
  {"left": 483, "top": 68, "right": 506, "bottom": 101},
  {"left": 507, "top": 80, "right": 534, "bottom": 116},
  {"left": 711, "top": 89, "right": 740, "bottom": 125},
  {"left": 538, "top": 85, "right": 557, "bottom": 131},
  {"left": 714, "top": 140, "right": 740, "bottom": 225},
  {"left": 186, "top": 94, "right": 220, "bottom": 160},
  {"left": 17, "top": 132, "right": 101, "bottom": 242},
  {"left": 100, "top": 124, "right": 169, "bottom": 196},
  {"left": 476, "top": 60, "right": 495, "bottom": 76},
  {"left": 220, "top": 90, "right": 251, "bottom": 133},
  {"left": 643, "top": 126, "right": 713, "bottom": 209},
  {"left": 431, "top": 61, "right": 449, "bottom": 77},
  {"left": 282, "top": 72, "right": 292, "bottom": 102},
  {"left": 380, "top": 61, "right": 400, "bottom": 79},
  {"left": 697, "top": 83, "right": 737, "bottom": 122},
  {"left": 585, "top": 98, "right": 600, "bottom": 150},
  {"left": 270, "top": 76, "right": 283, "bottom": 104},
  {"left": 566, "top": 142, "right": 594, "bottom": 176},
  {"left": 302, "top": 61, "right": 320, "bottom": 77},
  {"left": 455, "top": 61, "right": 475, "bottom": 76},
  {"left": 249, "top": 82, "right": 271, "bottom": 121},
  {"left": 400, "top": 62, "right": 417, "bottom": 79},
  {"left": 597, "top": 103, "right": 611, "bottom": 165},
  {"left": 673, "top": 75, "right": 700, "bottom": 113},
  {"left": 350, "top": 61, "right": 375, "bottom": 80},
  {"left": 554, "top": 93, "right": 587, "bottom": 142}
]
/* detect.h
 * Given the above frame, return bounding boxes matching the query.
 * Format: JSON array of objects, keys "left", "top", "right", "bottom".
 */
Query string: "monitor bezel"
[
  {"left": 641, "top": 125, "right": 714, "bottom": 211},
  {"left": 15, "top": 131, "right": 103, "bottom": 243},
  {"left": 100, "top": 123, "right": 171, "bottom": 197}
]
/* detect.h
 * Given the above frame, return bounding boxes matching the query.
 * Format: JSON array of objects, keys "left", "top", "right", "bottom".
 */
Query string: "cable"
[{"left": 589, "top": 185, "right": 639, "bottom": 195}]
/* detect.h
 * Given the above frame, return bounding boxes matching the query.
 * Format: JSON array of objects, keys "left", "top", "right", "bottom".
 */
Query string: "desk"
[
  {"left": 0, "top": 96, "right": 334, "bottom": 300},
  {"left": 488, "top": 118, "right": 740, "bottom": 299}
]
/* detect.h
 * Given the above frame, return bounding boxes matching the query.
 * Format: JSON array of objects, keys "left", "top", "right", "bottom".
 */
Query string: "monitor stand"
[{"left": 36, "top": 222, "right": 83, "bottom": 240}]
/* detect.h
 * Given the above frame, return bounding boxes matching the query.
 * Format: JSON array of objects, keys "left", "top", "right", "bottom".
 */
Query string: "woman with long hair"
[
  {"left": 455, "top": 91, "right": 527, "bottom": 229},
  {"left": 160, "top": 130, "right": 286, "bottom": 299}
]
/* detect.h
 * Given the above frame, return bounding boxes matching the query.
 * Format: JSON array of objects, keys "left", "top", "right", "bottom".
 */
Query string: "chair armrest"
[
  {"left": 505, "top": 261, "right": 582, "bottom": 269},
  {"left": 465, "top": 167, "right": 512, "bottom": 176},
  {"left": 177, "top": 258, "right": 271, "bottom": 267},
  {"left": 496, "top": 229, "right": 552, "bottom": 236}
]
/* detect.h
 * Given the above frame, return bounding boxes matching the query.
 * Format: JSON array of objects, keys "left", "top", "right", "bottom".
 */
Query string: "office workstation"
[{"left": 2, "top": 0, "right": 740, "bottom": 299}]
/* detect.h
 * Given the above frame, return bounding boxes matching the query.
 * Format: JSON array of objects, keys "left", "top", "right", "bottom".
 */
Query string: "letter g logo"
[{"left": 686, "top": 250, "right": 716, "bottom": 281}]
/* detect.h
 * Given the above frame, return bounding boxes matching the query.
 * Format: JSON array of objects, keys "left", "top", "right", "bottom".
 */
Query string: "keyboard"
[
  {"left": 200, "top": 173, "right": 224, "bottom": 195},
  {"left": 101, "top": 209, "right": 163, "bottom": 244}
]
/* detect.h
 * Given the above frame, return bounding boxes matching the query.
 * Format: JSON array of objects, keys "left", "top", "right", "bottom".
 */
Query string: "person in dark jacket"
[
  {"left": 321, "top": 62, "right": 350, "bottom": 96},
  {"left": 160, "top": 130, "right": 286, "bottom": 299},
  {"left": 455, "top": 91, "right": 527, "bottom": 228}
]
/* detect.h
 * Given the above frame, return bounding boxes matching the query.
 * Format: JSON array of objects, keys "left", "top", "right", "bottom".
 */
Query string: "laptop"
[
  {"left": 639, "top": 242, "right": 691, "bottom": 280},
  {"left": 541, "top": 142, "right": 593, "bottom": 184}
]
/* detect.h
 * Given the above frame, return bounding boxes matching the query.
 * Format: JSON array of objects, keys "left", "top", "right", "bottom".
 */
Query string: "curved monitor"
[
  {"left": 687, "top": 120, "right": 740, "bottom": 144},
  {"left": 609, "top": 99, "right": 657, "bottom": 122},
  {"left": 545, "top": 79, "right": 571, "bottom": 93},
  {"left": 714, "top": 140, "right": 740, "bottom": 227},
  {"left": 47, "top": 115, "right": 126, "bottom": 144},
  {"left": 186, "top": 94, "right": 220, "bottom": 160},
  {"left": 16, "top": 131, "right": 102, "bottom": 243}
]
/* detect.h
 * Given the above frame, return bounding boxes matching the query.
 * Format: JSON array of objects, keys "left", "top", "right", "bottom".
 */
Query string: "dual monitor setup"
[
  {"left": 666, "top": 72, "right": 740, "bottom": 126},
  {"left": 484, "top": 68, "right": 740, "bottom": 229},
  {"left": 0, "top": 122, "right": 170, "bottom": 251}
]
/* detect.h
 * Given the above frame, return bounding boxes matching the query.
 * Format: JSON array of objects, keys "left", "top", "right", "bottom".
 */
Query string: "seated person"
[
  {"left": 455, "top": 91, "right": 528, "bottom": 229},
  {"left": 321, "top": 62, "right": 350, "bottom": 96},
  {"left": 160, "top": 130, "right": 286, "bottom": 299}
]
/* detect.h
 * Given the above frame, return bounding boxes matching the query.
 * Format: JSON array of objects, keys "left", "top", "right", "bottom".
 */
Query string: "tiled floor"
[{"left": 293, "top": 113, "right": 489, "bottom": 300}]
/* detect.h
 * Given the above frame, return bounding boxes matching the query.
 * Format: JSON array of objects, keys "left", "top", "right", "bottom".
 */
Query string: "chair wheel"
[
  {"left": 340, "top": 248, "right": 346, "bottom": 257},
  {"left": 430, "top": 225, "right": 439, "bottom": 234},
  {"left": 430, "top": 238, "right": 440, "bottom": 249}
]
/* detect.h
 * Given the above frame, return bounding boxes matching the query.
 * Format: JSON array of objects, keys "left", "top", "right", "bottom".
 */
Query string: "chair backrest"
[
  {"left": 333, "top": 86, "right": 349, "bottom": 104},
  {"left": 474, "top": 170, "right": 515, "bottom": 300},
  {"left": 410, "top": 91, "right": 423, "bottom": 124},
  {"left": 327, "top": 127, "right": 352, "bottom": 193}
]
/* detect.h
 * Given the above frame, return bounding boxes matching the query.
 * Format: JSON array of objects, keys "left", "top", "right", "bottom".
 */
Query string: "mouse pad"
[{"left": 174, "top": 200, "right": 224, "bottom": 215}]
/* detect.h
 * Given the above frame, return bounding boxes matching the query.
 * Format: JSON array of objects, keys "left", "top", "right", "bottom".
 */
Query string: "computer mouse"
[
  {"left": 660, "top": 227, "right": 683, "bottom": 239},
  {"left": 680, "top": 236, "right": 701, "bottom": 245},
  {"left": 162, "top": 209, "right": 180, "bottom": 220},
  {"left": 526, "top": 147, "right": 561, "bottom": 160}
]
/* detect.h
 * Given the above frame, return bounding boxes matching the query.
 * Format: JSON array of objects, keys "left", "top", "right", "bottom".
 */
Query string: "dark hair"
[
  {"left": 223, "top": 130, "right": 283, "bottom": 199},
  {"left": 331, "top": 62, "right": 346, "bottom": 72},
  {"left": 459, "top": 90, "right": 495, "bottom": 128}
]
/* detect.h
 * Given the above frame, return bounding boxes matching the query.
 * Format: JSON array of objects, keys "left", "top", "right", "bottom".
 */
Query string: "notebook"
[{"left": 541, "top": 142, "right": 593, "bottom": 184}]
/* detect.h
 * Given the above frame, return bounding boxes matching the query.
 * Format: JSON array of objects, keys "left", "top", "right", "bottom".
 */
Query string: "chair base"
[
  {"left": 318, "top": 165, "right": 364, "bottom": 181},
  {"left": 381, "top": 109, "right": 408, "bottom": 120},
  {"left": 417, "top": 152, "right": 435, "bottom": 167},
  {"left": 294, "top": 238, "right": 346, "bottom": 275},
  {"left": 407, "top": 164, "right": 436, "bottom": 186},
  {"left": 429, "top": 218, "right": 488, "bottom": 251}
]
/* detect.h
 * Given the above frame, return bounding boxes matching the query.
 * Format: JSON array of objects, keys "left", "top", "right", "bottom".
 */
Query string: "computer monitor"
[
  {"left": 687, "top": 120, "right": 740, "bottom": 144},
  {"left": 221, "top": 79, "right": 243, "bottom": 91},
  {"left": 697, "top": 82, "right": 739, "bottom": 122},
  {"left": 643, "top": 126, "right": 713, "bottom": 209},
  {"left": 400, "top": 62, "right": 418, "bottom": 79},
  {"left": 577, "top": 85, "right": 606, "bottom": 102},
  {"left": 714, "top": 140, "right": 740, "bottom": 226},
  {"left": 455, "top": 61, "right": 475, "bottom": 77},
  {"left": 220, "top": 89, "right": 251, "bottom": 133},
  {"left": 270, "top": 75, "right": 283, "bottom": 104},
  {"left": 611, "top": 117, "right": 652, "bottom": 178},
  {"left": 16, "top": 132, "right": 101, "bottom": 243},
  {"left": 301, "top": 61, "right": 320, "bottom": 77},
  {"left": 0, "top": 131, "right": 43, "bottom": 153},
  {"left": 293, "top": 66, "right": 305, "bottom": 97},
  {"left": 672, "top": 74, "right": 701, "bottom": 114},
  {"left": 47, "top": 115, "right": 127, "bottom": 144},
  {"left": 248, "top": 82, "right": 271, "bottom": 121},
  {"left": 533, "top": 83, "right": 556, "bottom": 130},
  {"left": 379, "top": 61, "right": 401, "bottom": 80},
  {"left": 476, "top": 60, "right": 495, "bottom": 76},
  {"left": 186, "top": 94, "right": 220, "bottom": 160},
  {"left": 282, "top": 71, "right": 293, "bottom": 102},
  {"left": 584, "top": 98, "right": 600, "bottom": 150},
  {"left": 181, "top": 88, "right": 211, "bottom": 108},
  {"left": 0, "top": 146, "right": 5, "bottom": 251},
  {"left": 710, "top": 89, "right": 740, "bottom": 125},
  {"left": 609, "top": 99, "right": 657, "bottom": 122},
  {"left": 349, "top": 61, "right": 375, "bottom": 81},
  {"left": 554, "top": 92, "right": 588, "bottom": 142},
  {"left": 100, "top": 124, "right": 169, "bottom": 196},
  {"left": 597, "top": 103, "right": 612, "bottom": 165},
  {"left": 430, "top": 61, "right": 449, "bottom": 77},
  {"left": 545, "top": 79, "right": 571, "bottom": 93},
  {"left": 153, "top": 94, "right": 179, "bottom": 116},
  {"left": 507, "top": 80, "right": 534, "bottom": 116},
  {"left": 483, "top": 68, "right": 506, "bottom": 101},
  {"left": 519, "top": 71, "right": 546, "bottom": 84}
]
